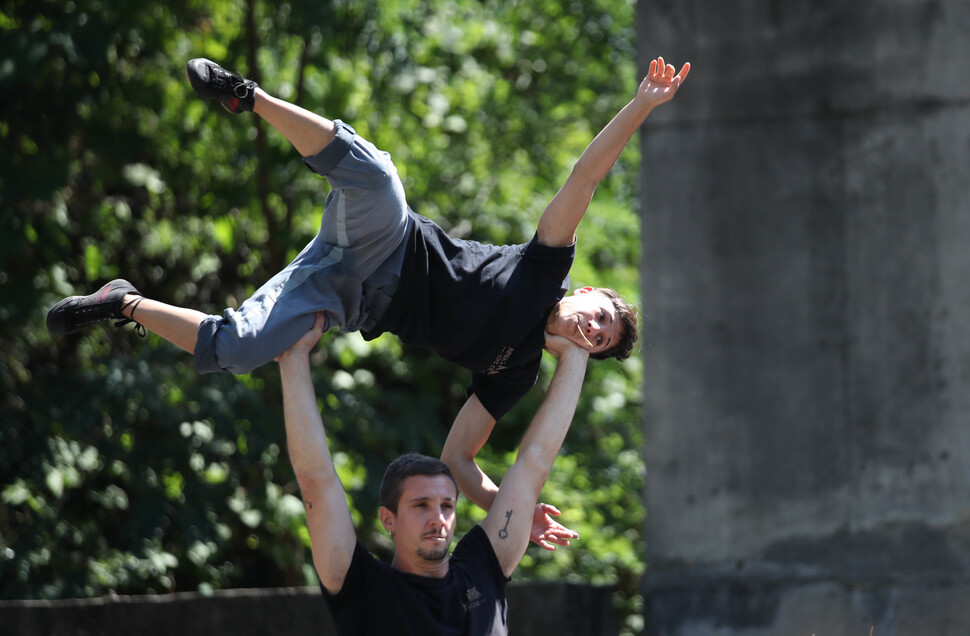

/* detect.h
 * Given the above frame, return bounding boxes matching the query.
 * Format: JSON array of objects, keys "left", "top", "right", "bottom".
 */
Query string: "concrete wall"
[
  {"left": 0, "top": 583, "right": 616, "bottom": 636},
  {"left": 637, "top": 1, "right": 970, "bottom": 634}
]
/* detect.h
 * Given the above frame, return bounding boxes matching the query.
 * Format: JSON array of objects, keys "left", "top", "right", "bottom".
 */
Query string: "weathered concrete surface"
[
  {"left": 637, "top": 1, "right": 970, "bottom": 633},
  {"left": 0, "top": 582, "right": 616, "bottom": 636},
  {"left": 644, "top": 577, "right": 970, "bottom": 636}
]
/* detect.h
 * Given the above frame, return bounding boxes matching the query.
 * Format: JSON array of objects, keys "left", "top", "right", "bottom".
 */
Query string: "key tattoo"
[{"left": 498, "top": 509, "right": 512, "bottom": 539}]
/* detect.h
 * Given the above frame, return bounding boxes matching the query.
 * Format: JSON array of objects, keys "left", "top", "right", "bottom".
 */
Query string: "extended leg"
[
  {"left": 186, "top": 58, "right": 337, "bottom": 158},
  {"left": 46, "top": 280, "right": 204, "bottom": 355},
  {"left": 120, "top": 295, "right": 205, "bottom": 354},
  {"left": 253, "top": 89, "right": 336, "bottom": 158}
]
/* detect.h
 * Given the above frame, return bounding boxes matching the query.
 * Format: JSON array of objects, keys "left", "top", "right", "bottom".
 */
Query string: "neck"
[{"left": 392, "top": 552, "right": 451, "bottom": 578}]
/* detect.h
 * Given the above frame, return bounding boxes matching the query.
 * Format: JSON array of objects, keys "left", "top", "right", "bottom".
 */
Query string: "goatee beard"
[{"left": 417, "top": 545, "right": 449, "bottom": 562}]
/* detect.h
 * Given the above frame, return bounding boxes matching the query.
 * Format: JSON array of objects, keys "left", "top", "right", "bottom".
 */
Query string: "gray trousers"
[{"left": 195, "top": 121, "right": 410, "bottom": 374}]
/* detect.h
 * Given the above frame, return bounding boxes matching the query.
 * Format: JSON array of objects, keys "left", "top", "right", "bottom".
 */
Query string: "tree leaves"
[{"left": 2, "top": 0, "right": 643, "bottom": 632}]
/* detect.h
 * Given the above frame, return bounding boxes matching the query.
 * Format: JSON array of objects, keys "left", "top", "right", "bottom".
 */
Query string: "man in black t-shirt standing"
[{"left": 278, "top": 313, "right": 590, "bottom": 635}]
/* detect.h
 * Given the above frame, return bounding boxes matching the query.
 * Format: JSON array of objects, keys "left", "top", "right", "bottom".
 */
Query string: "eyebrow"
[
  {"left": 407, "top": 496, "right": 456, "bottom": 503},
  {"left": 604, "top": 311, "right": 615, "bottom": 349}
]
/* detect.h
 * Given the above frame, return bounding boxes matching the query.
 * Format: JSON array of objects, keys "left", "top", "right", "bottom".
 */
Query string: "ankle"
[
  {"left": 252, "top": 88, "right": 271, "bottom": 116},
  {"left": 121, "top": 294, "right": 143, "bottom": 318}
]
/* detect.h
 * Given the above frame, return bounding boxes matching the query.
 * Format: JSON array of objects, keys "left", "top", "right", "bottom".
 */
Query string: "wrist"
[
  {"left": 563, "top": 345, "right": 590, "bottom": 362},
  {"left": 630, "top": 95, "right": 656, "bottom": 115},
  {"left": 277, "top": 349, "right": 310, "bottom": 367}
]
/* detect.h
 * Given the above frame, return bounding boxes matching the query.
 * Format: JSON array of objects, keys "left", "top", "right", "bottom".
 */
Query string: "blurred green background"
[{"left": 0, "top": 0, "right": 645, "bottom": 633}]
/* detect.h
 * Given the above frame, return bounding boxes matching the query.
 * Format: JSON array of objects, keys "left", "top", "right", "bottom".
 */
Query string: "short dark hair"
[
  {"left": 590, "top": 288, "right": 639, "bottom": 361},
  {"left": 379, "top": 453, "right": 458, "bottom": 513}
]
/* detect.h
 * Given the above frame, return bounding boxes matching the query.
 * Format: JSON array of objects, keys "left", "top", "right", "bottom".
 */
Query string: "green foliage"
[{"left": 1, "top": 0, "right": 643, "bottom": 632}]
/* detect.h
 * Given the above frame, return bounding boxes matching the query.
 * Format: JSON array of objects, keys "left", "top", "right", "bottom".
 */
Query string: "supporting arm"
[{"left": 277, "top": 314, "right": 357, "bottom": 594}]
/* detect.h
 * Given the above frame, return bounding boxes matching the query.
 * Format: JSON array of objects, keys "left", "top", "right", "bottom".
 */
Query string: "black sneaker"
[
  {"left": 47, "top": 279, "right": 143, "bottom": 335},
  {"left": 186, "top": 58, "right": 258, "bottom": 114}
]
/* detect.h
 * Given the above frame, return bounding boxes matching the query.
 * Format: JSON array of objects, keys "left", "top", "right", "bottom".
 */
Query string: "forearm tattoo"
[{"left": 498, "top": 509, "right": 512, "bottom": 539}]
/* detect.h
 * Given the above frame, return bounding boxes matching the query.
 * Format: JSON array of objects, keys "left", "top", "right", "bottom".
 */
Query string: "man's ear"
[
  {"left": 574, "top": 286, "right": 594, "bottom": 295},
  {"left": 379, "top": 506, "right": 395, "bottom": 535}
]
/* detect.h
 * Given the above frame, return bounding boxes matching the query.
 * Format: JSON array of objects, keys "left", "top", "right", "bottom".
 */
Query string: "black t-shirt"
[
  {"left": 321, "top": 525, "right": 510, "bottom": 636},
  {"left": 362, "top": 210, "right": 575, "bottom": 420}
]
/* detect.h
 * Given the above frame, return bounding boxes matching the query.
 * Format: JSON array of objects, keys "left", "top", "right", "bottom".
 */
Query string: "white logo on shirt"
[
  {"left": 465, "top": 586, "right": 485, "bottom": 611},
  {"left": 485, "top": 346, "right": 514, "bottom": 375}
]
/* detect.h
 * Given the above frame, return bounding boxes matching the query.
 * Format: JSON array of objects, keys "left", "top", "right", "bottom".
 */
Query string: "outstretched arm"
[
  {"left": 479, "top": 336, "right": 590, "bottom": 577},
  {"left": 536, "top": 56, "right": 691, "bottom": 247},
  {"left": 277, "top": 313, "right": 356, "bottom": 594}
]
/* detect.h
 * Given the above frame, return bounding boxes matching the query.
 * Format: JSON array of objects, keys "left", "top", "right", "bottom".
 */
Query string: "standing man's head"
[
  {"left": 546, "top": 287, "right": 639, "bottom": 360},
  {"left": 379, "top": 453, "right": 459, "bottom": 571}
]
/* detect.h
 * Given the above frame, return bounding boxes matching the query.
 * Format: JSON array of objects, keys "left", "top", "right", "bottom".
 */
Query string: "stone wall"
[
  {"left": 637, "top": 1, "right": 970, "bottom": 633},
  {"left": 0, "top": 583, "right": 616, "bottom": 636}
]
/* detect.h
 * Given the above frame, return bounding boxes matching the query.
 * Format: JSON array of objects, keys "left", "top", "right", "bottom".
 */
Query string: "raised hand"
[
  {"left": 531, "top": 503, "right": 579, "bottom": 551},
  {"left": 637, "top": 56, "right": 690, "bottom": 108},
  {"left": 543, "top": 331, "right": 592, "bottom": 360},
  {"left": 276, "top": 312, "right": 325, "bottom": 363}
]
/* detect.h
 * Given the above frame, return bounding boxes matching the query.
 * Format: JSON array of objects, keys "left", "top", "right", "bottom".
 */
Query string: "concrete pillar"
[{"left": 637, "top": 1, "right": 970, "bottom": 633}]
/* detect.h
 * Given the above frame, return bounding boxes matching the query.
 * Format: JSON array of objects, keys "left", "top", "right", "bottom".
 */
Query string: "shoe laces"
[
  {"left": 233, "top": 79, "right": 254, "bottom": 98},
  {"left": 70, "top": 302, "right": 121, "bottom": 326},
  {"left": 212, "top": 68, "right": 253, "bottom": 97},
  {"left": 116, "top": 296, "right": 147, "bottom": 338}
]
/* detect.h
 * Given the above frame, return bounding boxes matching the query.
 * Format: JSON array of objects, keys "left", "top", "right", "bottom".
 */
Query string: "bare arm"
[
  {"left": 278, "top": 314, "right": 356, "bottom": 594},
  {"left": 536, "top": 57, "right": 691, "bottom": 247},
  {"left": 441, "top": 394, "right": 581, "bottom": 551},
  {"left": 440, "top": 394, "right": 500, "bottom": 512},
  {"left": 479, "top": 338, "right": 589, "bottom": 577}
]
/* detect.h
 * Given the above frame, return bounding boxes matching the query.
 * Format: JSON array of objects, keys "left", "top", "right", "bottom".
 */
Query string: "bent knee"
[{"left": 215, "top": 332, "right": 278, "bottom": 374}]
